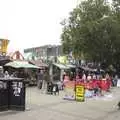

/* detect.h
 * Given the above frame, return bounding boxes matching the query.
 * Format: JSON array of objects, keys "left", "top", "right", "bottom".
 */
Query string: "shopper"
[
  {"left": 0, "top": 67, "right": 4, "bottom": 78},
  {"left": 4, "top": 71, "right": 10, "bottom": 78},
  {"left": 37, "top": 70, "right": 43, "bottom": 89}
]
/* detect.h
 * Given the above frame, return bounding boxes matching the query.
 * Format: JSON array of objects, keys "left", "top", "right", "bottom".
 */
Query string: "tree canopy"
[{"left": 61, "top": 0, "right": 120, "bottom": 69}]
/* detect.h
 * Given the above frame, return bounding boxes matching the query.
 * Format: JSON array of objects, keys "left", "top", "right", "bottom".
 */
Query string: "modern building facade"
[{"left": 24, "top": 45, "right": 63, "bottom": 62}]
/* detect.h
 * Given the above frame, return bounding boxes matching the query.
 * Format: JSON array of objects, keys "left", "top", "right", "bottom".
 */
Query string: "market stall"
[
  {"left": 63, "top": 77, "right": 112, "bottom": 101},
  {"left": 4, "top": 61, "right": 40, "bottom": 85},
  {"left": 29, "top": 59, "right": 48, "bottom": 69},
  {"left": 50, "top": 63, "right": 69, "bottom": 82}
]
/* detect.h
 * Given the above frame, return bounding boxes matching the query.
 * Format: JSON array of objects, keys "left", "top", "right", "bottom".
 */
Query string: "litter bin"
[
  {"left": 0, "top": 79, "right": 9, "bottom": 111},
  {"left": 9, "top": 78, "right": 25, "bottom": 111},
  {"left": 0, "top": 77, "right": 26, "bottom": 111}
]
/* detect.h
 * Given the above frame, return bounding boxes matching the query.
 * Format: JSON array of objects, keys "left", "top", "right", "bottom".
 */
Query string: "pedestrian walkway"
[{"left": 0, "top": 87, "right": 120, "bottom": 120}]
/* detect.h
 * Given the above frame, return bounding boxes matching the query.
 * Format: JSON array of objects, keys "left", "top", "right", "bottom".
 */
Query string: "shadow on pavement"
[{"left": 0, "top": 110, "right": 24, "bottom": 116}]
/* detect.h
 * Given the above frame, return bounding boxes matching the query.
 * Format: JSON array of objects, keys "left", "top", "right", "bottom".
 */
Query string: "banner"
[
  {"left": 57, "top": 56, "right": 68, "bottom": 64},
  {"left": 75, "top": 85, "right": 85, "bottom": 102},
  {"left": 64, "top": 81, "right": 75, "bottom": 100},
  {"left": 0, "top": 39, "right": 9, "bottom": 54}
]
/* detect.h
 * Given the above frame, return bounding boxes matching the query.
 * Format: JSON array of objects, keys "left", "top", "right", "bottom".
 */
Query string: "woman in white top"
[{"left": 87, "top": 74, "right": 92, "bottom": 81}]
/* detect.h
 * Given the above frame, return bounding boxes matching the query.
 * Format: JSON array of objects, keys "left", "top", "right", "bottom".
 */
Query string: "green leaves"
[{"left": 61, "top": 0, "right": 120, "bottom": 68}]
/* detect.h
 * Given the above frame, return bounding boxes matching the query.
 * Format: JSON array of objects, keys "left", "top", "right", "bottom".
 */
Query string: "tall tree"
[{"left": 61, "top": 0, "right": 120, "bottom": 69}]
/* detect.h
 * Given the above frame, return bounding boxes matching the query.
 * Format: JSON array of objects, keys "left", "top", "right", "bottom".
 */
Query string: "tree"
[
  {"left": 111, "top": 0, "right": 120, "bottom": 71},
  {"left": 61, "top": 0, "right": 120, "bottom": 69}
]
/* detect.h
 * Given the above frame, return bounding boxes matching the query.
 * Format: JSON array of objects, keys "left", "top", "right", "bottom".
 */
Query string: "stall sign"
[
  {"left": 12, "top": 82, "right": 23, "bottom": 96},
  {"left": 64, "top": 81, "right": 75, "bottom": 100},
  {"left": 75, "top": 85, "right": 85, "bottom": 102}
]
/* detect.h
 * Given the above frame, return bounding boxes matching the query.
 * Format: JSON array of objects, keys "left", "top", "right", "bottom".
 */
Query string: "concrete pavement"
[{"left": 0, "top": 87, "right": 120, "bottom": 120}]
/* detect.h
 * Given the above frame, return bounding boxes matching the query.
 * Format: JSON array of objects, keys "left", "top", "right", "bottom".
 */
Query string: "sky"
[{"left": 0, "top": 0, "right": 78, "bottom": 53}]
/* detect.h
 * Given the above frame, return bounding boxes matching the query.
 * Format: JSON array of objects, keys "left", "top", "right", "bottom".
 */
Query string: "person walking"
[
  {"left": 37, "top": 70, "right": 43, "bottom": 89},
  {"left": 41, "top": 70, "right": 50, "bottom": 93},
  {"left": 0, "top": 67, "right": 4, "bottom": 78},
  {"left": 4, "top": 71, "right": 10, "bottom": 78}
]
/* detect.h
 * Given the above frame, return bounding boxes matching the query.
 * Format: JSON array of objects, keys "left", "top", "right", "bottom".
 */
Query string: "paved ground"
[{"left": 0, "top": 87, "right": 120, "bottom": 120}]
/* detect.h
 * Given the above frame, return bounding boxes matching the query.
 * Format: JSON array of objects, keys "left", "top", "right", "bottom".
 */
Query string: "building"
[
  {"left": 24, "top": 45, "right": 63, "bottom": 62},
  {"left": 0, "top": 39, "right": 10, "bottom": 66},
  {"left": 0, "top": 39, "right": 9, "bottom": 55}
]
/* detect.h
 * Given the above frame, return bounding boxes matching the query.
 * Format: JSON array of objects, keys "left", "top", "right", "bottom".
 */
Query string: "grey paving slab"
[{"left": 0, "top": 87, "right": 120, "bottom": 120}]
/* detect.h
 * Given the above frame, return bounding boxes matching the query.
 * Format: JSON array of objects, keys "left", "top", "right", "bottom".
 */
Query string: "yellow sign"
[
  {"left": 75, "top": 85, "right": 85, "bottom": 102},
  {"left": 57, "top": 56, "right": 68, "bottom": 64},
  {"left": 0, "top": 39, "right": 9, "bottom": 54}
]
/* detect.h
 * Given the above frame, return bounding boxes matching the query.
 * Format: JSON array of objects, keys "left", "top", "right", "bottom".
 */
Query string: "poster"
[
  {"left": 75, "top": 85, "right": 85, "bottom": 102},
  {"left": 63, "top": 81, "right": 75, "bottom": 100},
  {"left": 0, "top": 39, "right": 9, "bottom": 54},
  {"left": 12, "top": 82, "right": 23, "bottom": 96}
]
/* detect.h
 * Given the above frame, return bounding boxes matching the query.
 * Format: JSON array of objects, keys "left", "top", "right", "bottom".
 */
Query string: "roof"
[
  {"left": 29, "top": 60, "right": 48, "bottom": 67},
  {"left": 66, "top": 64, "right": 76, "bottom": 68},
  {"left": 0, "top": 56, "right": 11, "bottom": 66},
  {"left": 80, "top": 66, "right": 104, "bottom": 72},
  {"left": 81, "top": 66, "right": 94, "bottom": 72},
  {"left": 0, "top": 77, "right": 24, "bottom": 81},
  {"left": 5, "top": 61, "right": 40, "bottom": 69},
  {"left": 8, "top": 51, "right": 24, "bottom": 60},
  {"left": 53, "top": 63, "right": 70, "bottom": 69}
]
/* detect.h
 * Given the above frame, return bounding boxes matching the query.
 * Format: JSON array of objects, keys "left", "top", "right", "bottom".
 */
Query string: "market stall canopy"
[
  {"left": 66, "top": 64, "right": 76, "bottom": 68},
  {"left": 53, "top": 63, "right": 70, "bottom": 69},
  {"left": 4, "top": 61, "right": 40, "bottom": 69},
  {"left": 0, "top": 55, "right": 11, "bottom": 66},
  {"left": 80, "top": 66, "right": 94, "bottom": 72},
  {"left": 8, "top": 51, "right": 24, "bottom": 60},
  {"left": 80, "top": 66, "right": 104, "bottom": 72},
  {"left": 29, "top": 60, "right": 48, "bottom": 68}
]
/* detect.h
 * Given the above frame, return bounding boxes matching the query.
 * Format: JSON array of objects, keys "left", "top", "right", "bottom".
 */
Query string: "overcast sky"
[{"left": 0, "top": 0, "right": 77, "bottom": 53}]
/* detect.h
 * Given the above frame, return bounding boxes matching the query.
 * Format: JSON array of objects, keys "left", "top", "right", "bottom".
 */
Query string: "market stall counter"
[{"left": 0, "top": 77, "right": 26, "bottom": 112}]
